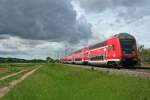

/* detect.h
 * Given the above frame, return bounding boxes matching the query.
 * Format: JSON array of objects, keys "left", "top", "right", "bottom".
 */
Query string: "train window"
[
  {"left": 120, "top": 39, "right": 135, "bottom": 51},
  {"left": 91, "top": 56, "right": 97, "bottom": 60},
  {"left": 90, "top": 56, "right": 94, "bottom": 60},
  {"left": 75, "top": 58, "right": 82, "bottom": 61},
  {"left": 97, "top": 55, "right": 101, "bottom": 60},
  {"left": 90, "top": 55, "right": 105, "bottom": 61},
  {"left": 90, "top": 55, "right": 104, "bottom": 61},
  {"left": 97, "top": 55, "right": 103, "bottom": 60},
  {"left": 112, "top": 45, "right": 115, "bottom": 51},
  {"left": 84, "top": 52, "right": 88, "bottom": 56}
]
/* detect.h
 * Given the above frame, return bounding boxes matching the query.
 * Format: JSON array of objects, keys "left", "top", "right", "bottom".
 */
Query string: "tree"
[
  {"left": 46, "top": 57, "right": 54, "bottom": 63},
  {"left": 138, "top": 45, "right": 144, "bottom": 53},
  {"left": 138, "top": 45, "right": 150, "bottom": 62}
]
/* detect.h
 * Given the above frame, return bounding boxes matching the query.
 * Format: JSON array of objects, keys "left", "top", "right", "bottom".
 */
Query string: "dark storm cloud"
[
  {"left": 0, "top": 0, "right": 91, "bottom": 43},
  {"left": 77, "top": 0, "right": 150, "bottom": 21},
  {"left": 77, "top": 0, "right": 147, "bottom": 12}
]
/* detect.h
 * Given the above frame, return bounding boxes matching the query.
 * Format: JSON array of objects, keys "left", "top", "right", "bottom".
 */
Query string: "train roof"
[
  {"left": 89, "top": 41, "right": 106, "bottom": 50},
  {"left": 72, "top": 49, "right": 82, "bottom": 54},
  {"left": 88, "top": 33, "right": 134, "bottom": 50},
  {"left": 112, "top": 33, "right": 135, "bottom": 39},
  {"left": 72, "top": 47, "right": 89, "bottom": 54},
  {"left": 68, "top": 33, "right": 135, "bottom": 55}
]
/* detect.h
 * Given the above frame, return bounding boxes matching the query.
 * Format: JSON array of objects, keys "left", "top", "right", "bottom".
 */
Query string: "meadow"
[
  {"left": 1, "top": 63, "right": 150, "bottom": 100},
  {"left": 0, "top": 63, "right": 41, "bottom": 88},
  {"left": 0, "top": 63, "right": 37, "bottom": 78}
]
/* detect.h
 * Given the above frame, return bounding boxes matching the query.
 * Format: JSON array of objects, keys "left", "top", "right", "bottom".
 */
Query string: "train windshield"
[{"left": 120, "top": 39, "right": 135, "bottom": 52}]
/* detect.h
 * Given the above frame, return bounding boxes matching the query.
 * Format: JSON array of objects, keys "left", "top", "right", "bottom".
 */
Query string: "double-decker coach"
[
  {"left": 62, "top": 33, "right": 139, "bottom": 67},
  {"left": 73, "top": 49, "right": 82, "bottom": 64},
  {"left": 88, "top": 33, "right": 138, "bottom": 67}
]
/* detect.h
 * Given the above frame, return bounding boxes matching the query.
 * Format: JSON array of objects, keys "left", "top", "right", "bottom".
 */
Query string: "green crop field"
[{"left": 1, "top": 63, "right": 150, "bottom": 100}]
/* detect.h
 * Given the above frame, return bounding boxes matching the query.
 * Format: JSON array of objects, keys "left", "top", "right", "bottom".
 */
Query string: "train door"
[{"left": 104, "top": 47, "right": 107, "bottom": 60}]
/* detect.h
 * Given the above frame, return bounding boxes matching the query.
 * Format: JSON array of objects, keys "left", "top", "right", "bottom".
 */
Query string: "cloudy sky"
[{"left": 0, "top": 0, "right": 149, "bottom": 59}]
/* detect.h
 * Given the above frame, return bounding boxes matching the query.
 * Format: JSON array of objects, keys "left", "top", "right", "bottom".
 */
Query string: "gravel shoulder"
[{"left": 67, "top": 64, "right": 150, "bottom": 79}]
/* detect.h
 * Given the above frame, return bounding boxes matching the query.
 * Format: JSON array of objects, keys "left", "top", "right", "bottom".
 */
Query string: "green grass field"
[
  {"left": 1, "top": 63, "right": 150, "bottom": 100},
  {"left": 0, "top": 63, "right": 42, "bottom": 88},
  {"left": 0, "top": 63, "right": 41, "bottom": 78}
]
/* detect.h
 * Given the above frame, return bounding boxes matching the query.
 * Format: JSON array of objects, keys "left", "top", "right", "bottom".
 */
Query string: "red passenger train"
[{"left": 61, "top": 33, "right": 139, "bottom": 67}]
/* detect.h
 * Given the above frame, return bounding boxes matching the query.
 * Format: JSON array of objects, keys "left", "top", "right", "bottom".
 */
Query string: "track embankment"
[{"left": 68, "top": 64, "right": 150, "bottom": 79}]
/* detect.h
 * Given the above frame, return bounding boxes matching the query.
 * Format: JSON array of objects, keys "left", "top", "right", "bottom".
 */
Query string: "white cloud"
[
  {"left": 0, "top": 36, "right": 65, "bottom": 59},
  {"left": 72, "top": 1, "right": 150, "bottom": 48}
]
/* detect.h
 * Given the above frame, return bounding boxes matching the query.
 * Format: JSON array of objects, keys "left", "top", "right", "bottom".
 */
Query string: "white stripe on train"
[{"left": 71, "top": 59, "right": 121, "bottom": 64}]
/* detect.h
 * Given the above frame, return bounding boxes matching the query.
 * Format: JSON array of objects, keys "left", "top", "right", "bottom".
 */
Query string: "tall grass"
[{"left": 2, "top": 63, "right": 150, "bottom": 100}]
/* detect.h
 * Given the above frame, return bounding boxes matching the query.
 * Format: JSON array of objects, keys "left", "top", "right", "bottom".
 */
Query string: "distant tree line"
[
  {"left": 0, "top": 56, "right": 59, "bottom": 63},
  {"left": 0, "top": 57, "right": 46, "bottom": 63}
]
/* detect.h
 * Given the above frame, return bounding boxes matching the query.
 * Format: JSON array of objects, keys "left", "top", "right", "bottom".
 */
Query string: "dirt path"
[
  {"left": 0, "top": 66, "right": 42, "bottom": 98},
  {"left": 0, "top": 68, "right": 30, "bottom": 81}
]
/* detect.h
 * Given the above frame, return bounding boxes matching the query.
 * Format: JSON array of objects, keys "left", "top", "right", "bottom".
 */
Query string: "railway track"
[{"left": 67, "top": 64, "right": 150, "bottom": 79}]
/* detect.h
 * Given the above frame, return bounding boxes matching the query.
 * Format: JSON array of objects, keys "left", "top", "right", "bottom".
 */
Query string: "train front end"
[{"left": 119, "top": 33, "right": 139, "bottom": 66}]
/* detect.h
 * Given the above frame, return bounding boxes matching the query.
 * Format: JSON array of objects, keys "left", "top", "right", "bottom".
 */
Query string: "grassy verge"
[
  {"left": 141, "top": 62, "right": 150, "bottom": 68},
  {"left": 2, "top": 63, "right": 150, "bottom": 100}
]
